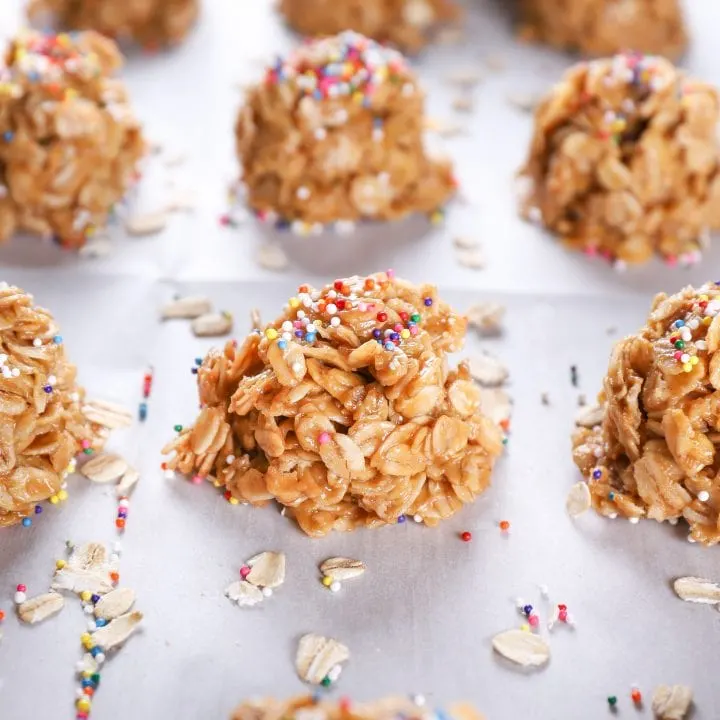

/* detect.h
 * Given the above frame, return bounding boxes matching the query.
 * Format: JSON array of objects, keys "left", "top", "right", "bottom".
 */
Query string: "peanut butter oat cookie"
[
  {"left": 0, "top": 31, "right": 144, "bottom": 248},
  {"left": 163, "top": 272, "right": 504, "bottom": 537},
  {"left": 28, "top": 0, "right": 198, "bottom": 49},
  {"left": 0, "top": 284, "right": 106, "bottom": 528},
  {"left": 520, "top": 53, "right": 720, "bottom": 265},
  {"left": 235, "top": 31, "right": 456, "bottom": 235},
  {"left": 279, "top": 0, "right": 461, "bottom": 54},
  {"left": 519, "top": 0, "right": 687, "bottom": 59},
  {"left": 572, "top": 282, "right": 720, "bottom": 545},
  {"left": 231, "top": 696, "right": 484, "bottom": 720}
]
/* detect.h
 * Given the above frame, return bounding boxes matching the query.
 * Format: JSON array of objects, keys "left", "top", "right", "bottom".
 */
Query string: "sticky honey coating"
[
  {"left": 573, "top": 283, "right": 720, "bottom": 545},
  {"left": 163, "top": 272, "right": 503, "bottom": 537}
]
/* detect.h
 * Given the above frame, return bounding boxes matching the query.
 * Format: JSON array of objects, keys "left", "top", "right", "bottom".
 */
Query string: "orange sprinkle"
[
  {"left": 115, "top": 518, "right": 125, "bottom": 530},
  {"left": 500, "top": 419, "right": 511, "bottom": 431},
  {"left": 499, "top": 520, "right": 510, "bottom": 532},
  {"left": 110, "top": 571, "right": 120, "bottom": 583}
]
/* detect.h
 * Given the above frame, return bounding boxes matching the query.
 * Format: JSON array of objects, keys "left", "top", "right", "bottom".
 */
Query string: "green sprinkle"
[
  {"left": 83, "top": 448, "right": 93, "bottom": 455},
  {"left": 607, "top": 697, "right": 617, "bottom": 707},
  {"left": 321, "top": 676, "right": 331, "bottom": 688},
  {"left": 410, "top": 313, "right": 421, "bottom": 323},
  {"left": 174, "top": 424, "right": 183, "bottom": 432}
]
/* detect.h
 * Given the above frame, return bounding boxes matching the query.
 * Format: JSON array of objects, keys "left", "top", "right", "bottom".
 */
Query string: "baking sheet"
[{"left": 1, "top": 1, "right": 719, "bottom": 719}]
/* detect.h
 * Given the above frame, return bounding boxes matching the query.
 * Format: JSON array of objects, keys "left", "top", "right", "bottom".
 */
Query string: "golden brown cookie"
[
  {"left": 520, "top": 53, "right": 720, "bottom": 266},
  {"left": 572, "top": 282, "right": 720, "bottom": 545},
  {"left": 163, "top": 271, "right": 504, "bottom": 537}
]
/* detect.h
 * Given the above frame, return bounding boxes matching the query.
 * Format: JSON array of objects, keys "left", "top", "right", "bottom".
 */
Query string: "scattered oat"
[
  {"left": 92, "top": 611, "right": 143, "bottom": 652},
  {"left": 160, "top": 296, "right": 213, "bottom": 320},
  {"left": 453, "top": 235, "right": 480, "bottom": 250},
  {"left": 94, "top": 588, "right": 136, "bottom": 621},
  {"left": 456, "top": 247, "right": 485, "bottom": 270},
  {"left": 296, "top": 633, "right": 350, "bottom": 685},
  {"left": 17, "top": 592, "right": 65, "bottom": 624},
  {"left": 256, "top": 243, "right": 289, "bottom": 272},
  {"left": 446, "top": 68, "right": 484, "bottom": 87},
  {"left": 492, "top": 629, "right": 549, "bottom": 668},
  {"left": 506, "top": 92, "right": 538, "bottom": 113},
  {"left": 452, "top": 97, "right": 474, "bottom": 113},
  {"left": 566, "top": 482, "right": 592, "bottom": 518},
  {"left": 80, "top": 453, "right": 129, "bottom": 484},
  {"left": 81, "top": 399, "right": 133, "bottom": 429},
  {"left": 246, "top": 551, "right": 286, "bottom": 589},
  {"left": 651, "top": 685, "right": 693, "bottom": 720},
  {"left": 116, "top": 467, "right": 140, "bottom": 497},
  {"left": 673, "top": 577, "right": 720, "bottom": 605},
  {"left": 52, "top": 567, "right": 114, "bottom": 595},
  {"left": 125, "top": 210, "right": 168, "bottom": 236},
  {"left": 320, "top": 557, "right": 366, "bottom": 582},
  {"left": 191, "top": 312, "right": 233, "bottom": 337},
  {"left": 467, "top": 302, "right": 505, "bottom": 336},
  {"left": 479, "top": 388, "right": 511, "bottom": 425},
  {"left": 574, "top": 404, "right": 604, "bottom": 428},
  {"left": 225, "top": 581, "right": 264, "bottom": 607},
  {"left": 68, "top": 542, "right": 108, "bottom": 572},
  {"left": 467, "top": 353, "right": 509, "bottom": 387}
]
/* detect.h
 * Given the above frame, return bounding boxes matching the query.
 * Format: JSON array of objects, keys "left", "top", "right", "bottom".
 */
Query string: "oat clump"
[
  {"left": 0, "top": 284, "right": 106, "bottom": 527},
  {"left": 0, "top": 30, "right": 144, "bottom": 248},
  {"left": 573, "top": 282, "right": 720, "bottom": 545},
  {"left": 164, "top": 272, "right": 504, "bottom": 537},
  {"left": 520, "top": 53, "right": 720, "bottom": 265}
]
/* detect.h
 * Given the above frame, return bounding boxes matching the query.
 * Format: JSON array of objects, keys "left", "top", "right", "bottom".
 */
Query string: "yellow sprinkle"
[
  {"left": 321, "top": 576, "right": 333, "bottom": 587},
  {"left": 289, "top": 297, "right": 300, "bottom": 309},
  {"left": 265, "top": 328, "right": 278, "bottom": 340},
  {"left": 80, "top": 592, "right": 91, "bottom": 603},
  {"left": 56, "top": 559, "right": 66, "bottom": 570},
  {"left": 228, "top": 497, "right": 239, "bottom": 505},
  {"left": 400, "top": 329, "right": 410, "bottom": 339},
  {"left": 80, "top": 633, "right": 92, "bottom": 645},
  {"left": 700, "top": 294, "right": 709, "bottom": 301},
  {"left": 77, "top": 699, "right": 91, "bottom": 712},
  {"left": 703, "top": 317, "right": 712, "bottom": 326},
  {"left": 520, "top": 624, "right": 531, "bottom": 632},
  {"left": 57, "top": 489, "right": 68, "bottom": 501},
  {"left": 82, "top": 671, "right": 93, "bottom": 679},
  {"left": 690, "top": 356, "right": 699, "bottom": 365},
  {"left": 213, "top": 480, "right": 222, "bottom": 488},
  {"left": 683, "top": 363, "right": 693, "bottom": 373},
  {"left": 49, "top": 495, "right": 59, "bottom": 505}
]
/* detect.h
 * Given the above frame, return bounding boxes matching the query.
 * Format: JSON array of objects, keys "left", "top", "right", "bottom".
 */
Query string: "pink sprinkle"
[
  {"left": 191, "top": 475, "right": 204, "bottom": 485},
  {"left": 529, "top": 614, "right": 540, "bottom": 627},
  {"left": 240, "top": 566, "right": 251, "bottom": 579},
  {"left": 81, "top": 440, "right": 90, "bottom": 449},
  {"left": 584, "top": 245, "right": 598, "bottom": 257},
  {"left": 673, "top": 351, "right": 683, "bottom": 360},
  {"left": 358, "top": 302, "right": 367, "bottom": 312},
  {"left": 318, "top": 431, "right": 331, "bottom": 445},
  {"left": 409, "top": 326, "right": 419, "bottom": 336},
  {"left": 393, "top": 323, "right": 403, "bottom": 332},
  {"left": 558, "top": 610, "right": 568, "bottom": 622},
  {"left": 16, "top": 584, "right": 26, "bottom": 592},
  {"left": 386, "top": 268, "right": 395, "bottom": 279},
  {"left": 666, "top": 255, "right": 678, "bottom": 267}
]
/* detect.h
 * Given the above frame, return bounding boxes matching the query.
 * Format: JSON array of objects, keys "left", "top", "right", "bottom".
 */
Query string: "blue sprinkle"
[
  {"left": 34, "top": 505, "right": 42, "bottom": 514},
  {"left": 372, "top": 329, "right": 382, "bottom": 339},
  {"left": 390, "top": 332, "right": 400, "bottom": 341},
  {"left": 294, "top": 329, "right": 304, "bottom": 338},
  {"left": 608, "top": 491, "right": 616, "bottom": 501},
  {"left": 43, "top": 385, "right": 53, "bottom": 393},
  {"left": 81, "top": 679, "right": 94, "bottom": 688},
  {"left": 90, "top": 646, "right": 103, "bottom": 657},
  {"left": 674, "top": 320, "right": 685, "bottom": 328},
  {"left": 277, "top": 339, "right": 288, "bottom": 350},
  {"left": 305, "top": 333, "right": 316, "bottom": 343},
  {"left": 21, "top": 517, "right": 32, "bottom": 527},
  {"left": 91, "top": 594, "right": 100, "bottom": 604},
  {"left": 194, "top": 357, "right": 202, "bottom": 365},
  {"left": 95, "top": 618, "right": 107, "bottom": 627},
  {"left": 592, "top": 469, "right": 602, "bottom": 479},
  {"left": 52, "top": 335, "right": 63, "bottom": 344},
  {"left": 313, "top": 89, "right": 322, "bottom": 100},
  {"left": 424, "top": 297, "right": 433, "bottom": 307},
  {"left": 138, "top": 402, "right": 148, "bottom": 422},
  {"left": 383, "top": 341, "right": 395, "bottom": 351},
  {"left": 523, "top": 604, "right": 533, "bottom": 615},
  {"left": 3, "top": 131, "right": 13, "bottom": 142},
  {"left": 397, "top": 515, "right": 406, "bottom": 524},
  {"left": 191, "top": 367, "right": 198, "bottom": 375}
]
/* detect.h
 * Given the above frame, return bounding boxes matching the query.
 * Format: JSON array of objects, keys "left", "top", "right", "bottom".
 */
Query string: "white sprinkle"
[
  {"left": 112, "top": 542, "right": 123, "bottom": 555},
  {"left": 696, "top": 340, "right": 708, "bottom": 351},
  {"left": 33, "top": 338, "right": 42, "bottom": 347},
  {"left": 291, "top": 362, "right": 304, "bottom": 373},
  {"left": 83, "top": 604, "right": 94, "bottom": 615},
  {"left": 539, "top": 585, "right": 549, "bottom": 598},
  {"left": 327, "top": 664, "right": 342, "bottom": 682},
  {"left": 689, "top": 319, "right": 700, "bottom": 330},
  {"left": 413, "top": 514, "right": 423, "bottom": 523},
  {"left": 118, "top": 498, "right": 130, "bottom": 509},
  {"left": 47, "top": 375, "right": 57, "bottom": 385},
  {"left": 412, "top": 695, "right": 426, "bottom": 707},
  {"left": 330, "top": 581, "right": 341, "bottom": 593},
  {"left": 95, "top": 653, "right": 106, "bottom": 665},
  {"left": 314, "top": 128, "right": 327, "bottom": 140},
  {"left": 326, "top": 303, "right": 337, "bottom": 315},
  {"left": 698, "top": 491, "right": 710, "bottom": 502},
  {"left": 87, "top": 620, "right": 97, "bottom": 632},
  {"left": 330, "top": 317, "right": 341, "bottom": 327},
  {"left": 281, "top": 321, "right": 293, "bottom": 332},
  {"left": 608, "top": 513, "right": 618, "bottom": 519},
  {"left": 593, "top": 448, "right": 603, "bottom": 458},
  {"left": 669, "top": 517, "right": 679, "bottom": 525},
  {"left": 14, "top": 591, "right": 26, "bottom": 604},
  {"left": 226, "top": 455, "right": 236, "bottom": 464},
  {"left": 164, "top": 470, "right": 175, "bottom": 480},
  {"left": 261, "top": 587, "right": 273, "bottom": 597},
  {"left": 688, "top": 536, "right": 696, "bottom": 543},
  {"left": 629, "top": 517, "right": 639, "bottom": 524},
  {"left": 515, "top": 597, "right": 526, "bottom": 609},
  {"left": 297, "top": 186, "right": 310, "bottom": 200}
]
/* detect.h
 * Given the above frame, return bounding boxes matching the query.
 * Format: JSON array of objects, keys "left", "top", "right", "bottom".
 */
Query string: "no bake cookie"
[
  {"left": 519, "top": 0, "right": 687, "bottom": 59},
  {"left": 163, "top": 272, "right": 504, "bottom": 537},
  {"left": 573, "top": 282, "right": 720, "bottom": 545},
  {"left": 520, "top": 53, "right": 720, "bottom": 265},
  {"left": 235, "top": 31, "right": 456, "bottom": 234},
  {"left": 0, "top": 31, "right": 144, "bottom": 248},
  {"left": 0, "top": 284, "right": 105, "bottom": 528}
]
